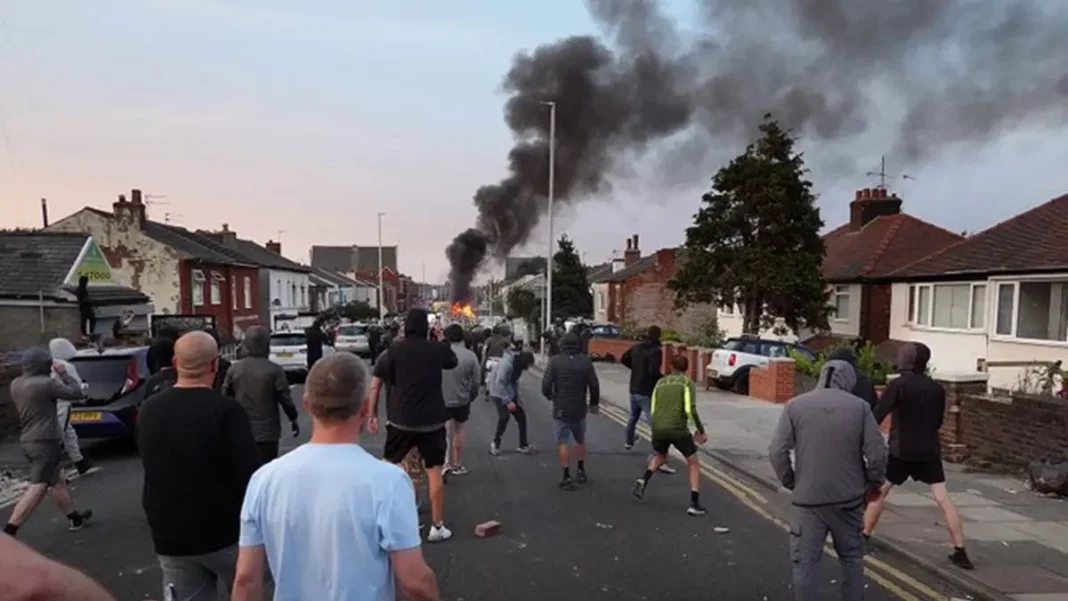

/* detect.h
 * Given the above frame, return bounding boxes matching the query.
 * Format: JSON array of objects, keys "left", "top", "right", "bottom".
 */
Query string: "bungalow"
[{"left": 886, "top": 193, "right": 1068, "bottom": 391}]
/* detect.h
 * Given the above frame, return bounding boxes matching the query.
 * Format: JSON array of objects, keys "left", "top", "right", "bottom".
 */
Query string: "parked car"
[
  {"left": 334, "top": 323, "right": 370, "bottom": 356},
  {"left": 67, "top": 346, "right": 151, "bottom": 441},
  {"left": 590, "top": 323, "right": 621, "bottom": 338},
  {"left": 705, "top": 336, "right": 817, "bottom": 395},
  {"left": 269, "top": 331, "right": 336, "bottom": 382}
]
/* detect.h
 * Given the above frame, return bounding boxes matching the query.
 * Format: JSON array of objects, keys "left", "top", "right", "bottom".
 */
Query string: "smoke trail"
[{"left": 447, "top": 0, "right": 1068, "bottom": 300}]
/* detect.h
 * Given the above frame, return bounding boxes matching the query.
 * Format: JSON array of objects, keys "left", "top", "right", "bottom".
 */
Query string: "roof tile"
[{"left": 822, "top": 214, "right": 964, "bottom": 281}]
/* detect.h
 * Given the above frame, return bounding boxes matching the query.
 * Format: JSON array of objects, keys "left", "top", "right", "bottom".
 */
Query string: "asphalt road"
[{"left": 2, "top": 373, "right": 967, "bottom": 601}]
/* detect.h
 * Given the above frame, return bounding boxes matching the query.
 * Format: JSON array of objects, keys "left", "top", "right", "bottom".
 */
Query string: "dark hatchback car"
[{"left": 67, "top": 346, "right": 151, "bottom": 441}]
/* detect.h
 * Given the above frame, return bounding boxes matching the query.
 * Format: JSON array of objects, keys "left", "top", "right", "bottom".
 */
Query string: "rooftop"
[{"left": 822, "top": 213, "right": 964, "bottom": 281}]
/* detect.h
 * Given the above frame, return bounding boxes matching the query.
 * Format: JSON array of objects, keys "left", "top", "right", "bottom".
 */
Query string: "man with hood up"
[
  {"left": 826, "top": 346, "right": 879, "bottom": 411},
  {"left": 142, "top": 337, "right": 178, "bottom": 403},
  {"left": 864, "top": 342, "right": 973, "bottom": 570},
  {"left": 48, "top": 338, "right": 99, "bottom": 477},
  {"left": 223, "top": 326, "right": 300, "bottom": 463},
  {"left": 769, "top": 359, "right": 888, "bottom": 601},
  {"left": 4, "top": 348, "right": 94, "bottom": 537},
  {"left": 541, "top": 331, "right": 600, "bottom": 489}
]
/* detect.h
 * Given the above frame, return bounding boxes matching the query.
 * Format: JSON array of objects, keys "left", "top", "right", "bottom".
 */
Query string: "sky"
[{"left": 1, "top": 0, "right": 1066, "bottom": 284}]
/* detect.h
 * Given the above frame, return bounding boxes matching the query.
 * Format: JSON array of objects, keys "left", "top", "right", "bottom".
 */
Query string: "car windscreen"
[
  {"left": 70, "top": 357, "right": 132, "bottom": 384},
  {"left": 722, "top": 339, "right": 743, "bottom": 350},
  {"left": 338, "top": 325, "right": 367, "bottom": 336},
  {"left": 271, "top": 334, "right": 306, "bottom": 347}
]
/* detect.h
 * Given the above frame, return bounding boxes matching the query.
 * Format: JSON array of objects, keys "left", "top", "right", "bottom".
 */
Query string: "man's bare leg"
[
  {"left": 6, "top": 483, "right": 49, "bottom": 529},
  {"left": 930, "top": 483, "right": 966, "bottom": 546},
  {"left": 451, "top": 422, "right": 465, "bottom": 468},
  {"left": 50, "top": 480, "right": 78, "bottom": 515},
  {"left": 863, "top": 482, "right": 894, "bottom": 536}
]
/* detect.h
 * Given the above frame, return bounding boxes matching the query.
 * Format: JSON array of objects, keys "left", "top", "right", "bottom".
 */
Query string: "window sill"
[
  {"left": 830, "top": 318, "right": 850, "bottom": 324},
  {"left": 989, "top": 335, "right": 1068, "bottom": 348},
  {"left": 907, "top": 324, "right": 986, "bottom": 335}
]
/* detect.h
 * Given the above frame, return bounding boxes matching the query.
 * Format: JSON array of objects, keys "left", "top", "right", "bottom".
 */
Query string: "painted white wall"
[
  {"left": 592, "top": 282, "right": 609, "bottom": 323},
  {"left": 268, "top": 269, "right": 311, "bottom": 321},
  {"left": 716, "top": 304, "right": 798, "bottom": 342},
  {"left": 828, "top": 284, "right": 862, "bottom": 337}
]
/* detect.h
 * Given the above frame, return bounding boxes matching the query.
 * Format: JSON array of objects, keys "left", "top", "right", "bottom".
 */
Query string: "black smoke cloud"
[{"left": 448, "top": 0, "right": 1068, "bottom": 300}]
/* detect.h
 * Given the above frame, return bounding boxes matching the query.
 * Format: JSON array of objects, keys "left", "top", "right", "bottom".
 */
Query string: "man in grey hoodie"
[
  {"left": 4, "top": 348, "right": 94, "bottom": 537},
  {"left": 441, "top": 324, "right": 480, "bottom": 477},
  {"left": 48, "top": 338, "right": 100, "bottom": 477},
  {"left": 541, "top": 332, "right": 600, "bottom": 489},
  {"left": 222, "top": 326, "right": 300, "bottom": 463},
  {"left": 769, "top": 359, "right": 888, "bottom": 601}
]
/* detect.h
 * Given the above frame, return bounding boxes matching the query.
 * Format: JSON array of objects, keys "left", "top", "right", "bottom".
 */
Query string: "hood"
[
  {"left": 896, "top": 342, "right": 930, "bottom": 374},
  {"left": 559, "top": 332, "right": 581, "bottom": 355},
  {"left": 48, "top": 338, "right": 78, "bottom": 361},
  {"left": 818, "top": 359, "right": 857, "bottom": 392},
  {"left": 826, "top": 346, "right": 858, "bottom": 367},
  {"left": 242, "top": 326, "right": 271, "bottom": 358},
  {"left": 405, "top": 308, "right": 430, "bottom": 339},
  {"left": 147, "top": 337, "right": 176, "bottom": 374},
  {"left": 21, "top": 347, "right": 53, "bottom": 376}
]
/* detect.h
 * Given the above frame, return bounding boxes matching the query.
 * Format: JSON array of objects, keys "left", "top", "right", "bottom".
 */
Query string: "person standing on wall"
[{"left": 75, "top": 275, "right": 95, "bottom": 339}]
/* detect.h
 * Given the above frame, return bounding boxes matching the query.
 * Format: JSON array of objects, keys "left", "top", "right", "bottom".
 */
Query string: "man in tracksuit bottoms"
[
  {"left": 621, "top": 326, "right": 675, "bottom": 474},
  {"left": 631, "top": 355, "right": 707, "bottom": 515},
  {"left": 541, "top": 332, "right": 601, "bottom": 489},
  {"left": 488, "top": 348, "right": 535, "bottom": 456},
  {"left": 768, "top": 359, "right": 888, "bottom": 601}
]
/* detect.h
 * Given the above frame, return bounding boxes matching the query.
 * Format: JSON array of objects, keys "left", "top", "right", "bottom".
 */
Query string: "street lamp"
[
  {"left": 541, "top": 100, "right": 557, "bottom": 355},
  {"left": 377, "top": 212, "right": 386, "bottom": 320}
]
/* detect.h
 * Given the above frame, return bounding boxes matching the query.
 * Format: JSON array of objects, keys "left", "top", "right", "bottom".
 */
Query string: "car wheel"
[{"left": 732, "top": 368, "right": 751, "bottom": 395}]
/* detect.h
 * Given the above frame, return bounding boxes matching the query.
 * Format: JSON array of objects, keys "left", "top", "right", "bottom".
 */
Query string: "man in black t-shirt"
[{"left": 366, "top": 308, "right": 458, "bottom": 543}]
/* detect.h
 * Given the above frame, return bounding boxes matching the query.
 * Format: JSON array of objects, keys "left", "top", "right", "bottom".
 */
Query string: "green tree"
[
  {"left": 506, "top": 287, "right": 539, "bottom": 321},
  {"left": 551, "top": 234, "right": 593, "bottom": 319},
  {"left": 337, "top": 300, "right": 378, "bottom": 322},
  {"left": 669, "top": 115, "right": 830, "bottom": 335}
]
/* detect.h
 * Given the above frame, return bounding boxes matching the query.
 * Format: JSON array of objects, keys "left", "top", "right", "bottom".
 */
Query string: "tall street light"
[
  {"left": 541, "top": 100, "right": 557, "bottom": 355},
  {"left": 377, "top": 212, "right": 386, "bottom": 320}
]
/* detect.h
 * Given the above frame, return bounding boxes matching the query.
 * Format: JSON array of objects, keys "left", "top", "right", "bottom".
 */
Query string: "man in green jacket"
[{"left": 631, "top": 354, "right": 708, "bottom": 516}]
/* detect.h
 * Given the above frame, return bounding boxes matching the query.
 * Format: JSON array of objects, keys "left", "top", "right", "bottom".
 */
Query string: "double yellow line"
[{"left": 594, "top": 402, "right": 950, "bottom": 601}]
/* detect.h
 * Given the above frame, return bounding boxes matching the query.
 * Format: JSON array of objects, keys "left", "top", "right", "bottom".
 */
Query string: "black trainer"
[
  {"left": 632, "top": 478, "right": 647, "bottom": 500},
  {"left": 576, "top": 470, "right": 588, "bottom": 484},
  {"left": 559, "top": 476, "right": 575, "bottom": 490},
  {"left": 68, "top": 510, "right": 93, "bottom": 531},
  {"left": 949, "top": 548, "right": 975, "bottom": 570}
]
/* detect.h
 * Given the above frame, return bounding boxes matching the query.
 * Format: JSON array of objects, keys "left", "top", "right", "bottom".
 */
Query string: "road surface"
[{"left": 2, "top": 374, "right": 969, "bottom": 600}]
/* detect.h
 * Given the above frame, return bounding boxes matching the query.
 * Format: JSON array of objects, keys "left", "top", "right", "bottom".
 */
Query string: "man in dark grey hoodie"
[
  {"left": 4, "top": 348, "right": 94, "bottom": 537},
  {"left": 826, "top": 346, "right": 879, "bottom": 411},
  {"left": 222, "top": 326, "right": 300, "bottom": 463},
  {"left": 769, "top": 359, "right": 887, "bottom": 601},
  {"left": 541, "top": 332, "right": 600, "bottom": 489}
]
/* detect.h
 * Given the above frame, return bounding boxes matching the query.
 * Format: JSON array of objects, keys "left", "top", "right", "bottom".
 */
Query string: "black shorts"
[
  {"left": 384, "top": 425, "right": 448, "bottom": 469},
  {"left": 886, "top": 456, "right": 946, "bottom": 485},
  {"left": 651, "top": 435, "right": 697, "bottom": 458},
  {"left": 446, "top": 405, "right": 471, "bottom": 423}
]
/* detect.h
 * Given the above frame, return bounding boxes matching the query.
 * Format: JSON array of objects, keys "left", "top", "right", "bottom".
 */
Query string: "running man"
[
  {"left": 864, "top": 342, "right": 974, "bottom": 570},
  {"left": 631, "top": 355, "right": 706, "bottom": 515},
  {"left": 487, "top": 347, "right": 535, "bottom": 457},
  {"left": 48, "top": 337, "right": 100, "bottom": 477},
  {"left": 441, "top": 324, "right": 480, "bottom": 476},
  {"left": 621, "top": 326, "right": 675, "bottom": 474},
  {"left": 541, "top": 332, "right": 600, "bottom": 489}
]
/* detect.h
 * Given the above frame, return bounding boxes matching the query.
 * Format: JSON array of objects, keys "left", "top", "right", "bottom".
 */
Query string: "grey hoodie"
[
  {"left": 441, "top": 341, "right": 480, "bottom": 408},
  {"left": 11, "top": 348, "right": 85, "bottom": 442},
  {"left": 222, "top": 326, "right": 298, "bottom": 442},
  {"left": 48, "top": 337, "right": 85, "bottom": 390},
  {"left": 768, "top": 359, "right": 888, "bottom": 507}
]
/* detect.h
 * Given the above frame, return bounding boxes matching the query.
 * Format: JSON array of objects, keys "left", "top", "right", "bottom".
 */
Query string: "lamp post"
[
  {"left": 541, "top": 100, "right": 557, "bottom": 355},
  {"left": 377, "top": 212, "right": 385, "bottom": 320}
]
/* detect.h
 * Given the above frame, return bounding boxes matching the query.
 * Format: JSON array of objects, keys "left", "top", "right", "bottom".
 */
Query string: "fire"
[{"left": 450, "top": 302, "right": 476, "bottom": 319}]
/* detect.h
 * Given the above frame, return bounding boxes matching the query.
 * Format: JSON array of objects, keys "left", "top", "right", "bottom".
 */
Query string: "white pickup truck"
[{"left": 705, "top": 336, "right": 817, "bottom": 395}]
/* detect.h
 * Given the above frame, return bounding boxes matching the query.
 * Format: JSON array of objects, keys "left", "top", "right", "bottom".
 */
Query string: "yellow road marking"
[{"left": 592, "top": 403, "right": 946, "bottom": 601}]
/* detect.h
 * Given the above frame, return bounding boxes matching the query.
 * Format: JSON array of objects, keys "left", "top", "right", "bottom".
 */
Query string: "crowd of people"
[{"left": 1, "top": 306, "right": 977, "bottom": 601}]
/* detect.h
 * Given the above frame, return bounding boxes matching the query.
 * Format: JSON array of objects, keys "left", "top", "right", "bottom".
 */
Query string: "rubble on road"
[
  {"left": 0, "top": 470, "right": 28, "bottom": 507},
  {"left": 475, "top": 520, "right": 502, "bottom": 537}
]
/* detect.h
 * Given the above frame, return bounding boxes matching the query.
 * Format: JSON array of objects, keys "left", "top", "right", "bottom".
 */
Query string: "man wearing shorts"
[
  {"left": 865, "top": 342, "right": 974, "bottom": 570},
  {"left": 367, "top": 308, "right": 458, "bottom": 543},
  {"left": 541, "top": 332, "right": 600, "bottom": 489},
  {"left": 632, "top": 355, "right": 707, "bottom": 515},
  {"left": 441, "top": 324, "right": 480, "bottom": 477},
  {"left": 4, "top": 348, "right": 93, "bottom": 537}
]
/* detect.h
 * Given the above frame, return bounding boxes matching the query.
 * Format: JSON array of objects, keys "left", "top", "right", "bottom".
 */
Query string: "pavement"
[{"left": 575, "top": 361, "right": 1068, "bottom": 601}]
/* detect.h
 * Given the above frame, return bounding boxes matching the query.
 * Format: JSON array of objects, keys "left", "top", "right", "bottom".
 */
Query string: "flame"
[{"left": 450, "top": 302, "right": 476, "bottom": 319}]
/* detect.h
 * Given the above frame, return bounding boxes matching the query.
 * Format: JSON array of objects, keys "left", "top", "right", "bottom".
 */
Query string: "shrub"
[
  {"left": 684, "top": 314, "right": 725, "bottom": 348},
  {"left": 661, "top": 329, "right": 683, "bottom": 343},
  {"left": 790, "top": 340, "right": 895, "bottom": 385}
]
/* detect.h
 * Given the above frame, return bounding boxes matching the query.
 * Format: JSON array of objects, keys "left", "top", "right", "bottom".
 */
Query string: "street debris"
[
  {"left": 714, "top": 527, "right": 730, "bottom": 534},
  {"left": 595, "top": 522, "right": 613, "bottom": 530},
  {"left": 475, "top": 520, "right": 502, "bottom": 538}
]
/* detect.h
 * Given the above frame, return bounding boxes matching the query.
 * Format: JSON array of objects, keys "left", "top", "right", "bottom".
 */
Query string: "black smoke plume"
[{"left": 448, "top": 0, "right": 1068, "bottom": 300}]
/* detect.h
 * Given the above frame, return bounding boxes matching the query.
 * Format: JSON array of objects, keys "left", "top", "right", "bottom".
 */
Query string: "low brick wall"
[
  {"left": 0, "top": 363, "right": 22, "bottom": 438},
  {"left": 588, "top": 338, "right": 636, "bottom": 362},
  {"left": 749, "top": 358, "right": 795, "bottom": 404},
  {"left": 957, "top": 392, "right": 1068, "bottom": 466}
]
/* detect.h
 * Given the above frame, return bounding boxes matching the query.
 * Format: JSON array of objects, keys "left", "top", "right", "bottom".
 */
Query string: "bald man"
[{"left": 138, "top": 330, "right": 261, "bottom": 601}]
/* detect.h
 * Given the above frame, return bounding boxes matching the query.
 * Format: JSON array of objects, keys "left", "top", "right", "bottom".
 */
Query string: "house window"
[
  {"left": 907, "top": 285, "right": 916, "bottom": 323},
  {"left": 721, "top": 302, "right": 734, "bottom": 315},
  {"left": 910, "top": 283, "right": 986, "bottom": 330},
  {"left": 244, "top": 277, "right": 252, "bottom": 309},
  {"left": 231, "top": 277, "right": 237, "bottom": 310},
  {"left": 831, "top": 285, "right": 850, "bottom": 320},
  {"left": 996, "top": 283, "right": 1015, "bottom": 336},
  {"left": 210, "top": 272, "right": 225, "bottom": 305},
  {"left": 191, "top": 270, "right": 206, "bottom": 307},
  {"left": 597, "top": 291, "right": 605, "bottom": 311},
  {"left": 917, "top": 285, "right": 931, "bottom": 326},
  {"left": 291, "top": 283, "right": 296, "bottom": 307},
  {"left": 1015, "top": 280, "right": 1068, "bottom": 342},
  {"left": 970, "top": 285, "right": 986, "bottom": 329},
  {"left": 932, "top": 284, "right": 970, "bottom": 329},
  {"left": 300, "top": 285, "right": 306, "bottom": 307}
]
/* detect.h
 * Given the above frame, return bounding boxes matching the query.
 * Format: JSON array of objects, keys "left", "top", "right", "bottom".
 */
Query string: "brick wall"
[
  {"left": 956, "top": 392, "right": 1068, "bottom": 466},
  {"left": 0, "top": 305, "right": 82, "bottom": 353},
  {"left": 618, "top": 249, "right": 717, "bottom": 336},
  {"left": 862, "top": 283, "right": 893, "bottom": 345},
  {"left": 0, "top": 363, "right": 21, "bottom": 437},
  {"left": 935, "top": 376, "right": 987, "bottom": 462},
  {"left": 749, "top": 358, "right": 795, "bottom": 403},
  {"left": 588, "top": 338, "right": 636, "bottom": 361}
]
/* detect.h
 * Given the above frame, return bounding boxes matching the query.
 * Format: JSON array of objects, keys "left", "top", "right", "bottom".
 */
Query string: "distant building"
[
  {"left": 310, "top": 245, "right": 398, "bottom": 274},
  {"left": 504, "top": 257, "right": 546, "bottom": 282}
]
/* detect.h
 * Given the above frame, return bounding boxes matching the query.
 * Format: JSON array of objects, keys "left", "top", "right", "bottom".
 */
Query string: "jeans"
[
  {"left": 158, "top": 544, "right": 238, "bottom": 601},
  {"left": 56, "top": 401, "right": 84, "bottom": 463},
  {"left": 789, "top": 503, "right": 866, "bottom": 601},
  {"left": 625, "top": 394, "right": 651, "bottom": 446},
  {"left": 493, "top": 400, "right": 528, "bottom": 447}
]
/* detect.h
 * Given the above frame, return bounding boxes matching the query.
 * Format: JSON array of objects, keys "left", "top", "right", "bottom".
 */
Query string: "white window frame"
[
  {"left": 907, "top": 282, "right": 987, "bottom": 332},
  {"left": 231, "top": 277, "right": 237, "bottom": 310},
  {"left": 831, "top": 285, "right": 851, "bottom": 322},
  {"left": 243, "top": 276, "right": 252, "bottom": 309},
  {"left": 191, "top": 270, "right": 206, "bottom": 307},
  {"left": 990, "top": 275, "right": 1068, "bottom": 346},
  {"left": 210, "top": 272, "right": 225, "bottom": 306}
]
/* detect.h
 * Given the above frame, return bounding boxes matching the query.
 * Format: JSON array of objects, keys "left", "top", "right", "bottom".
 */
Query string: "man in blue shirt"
[{"left": 232, "top": 353, "right": 440, "bottom": 601}]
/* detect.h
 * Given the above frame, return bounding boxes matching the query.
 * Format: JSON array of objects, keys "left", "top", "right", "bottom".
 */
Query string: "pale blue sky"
[{"left": 2, "top": 0, "right": 1066, "bottom": 282}]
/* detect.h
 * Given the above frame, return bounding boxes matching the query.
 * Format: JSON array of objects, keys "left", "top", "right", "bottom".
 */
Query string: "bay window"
[
  {"left": 908, "top": 282, "right": 986, "bottom": 330},
  {"left": 990, "top": 279, "right": 1068, "bottom": 342}
]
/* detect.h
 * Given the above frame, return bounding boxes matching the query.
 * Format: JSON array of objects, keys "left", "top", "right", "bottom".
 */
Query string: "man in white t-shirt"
[{"left": 232, "top": 353, "right": 440, "bottom": 601}]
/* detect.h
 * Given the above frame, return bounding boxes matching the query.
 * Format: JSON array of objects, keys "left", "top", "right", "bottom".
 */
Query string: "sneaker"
[
  {"left": 78, "top": 465, "right": 102, "bottom": 477},
  {"left": 559, "top": 476, "right": 575, "bottom": 490},
  {"left": 428, "top": 524, "right": 453, "bottom": 543},
  {"left": 489, "top": 442, "right": 501, "bottom": 456},
  {"left": 686, "top": 504, "right": 708, "bottom": 517},
  {"left": 624, "top": 443, "right": 634, "bottom": 451},
  {"left": 450, "top": 465, "right": 469, "bottom": 476},
  {"left": 949, "top": 549, "right": 975, "bottom": 570},
  {"left": 576, "top": 470, "right": 588, "bottom": 484},
  {"left": 658, "top": 464, "right": 677, "bottom": 475},
  {"left": 632, "top": 478, "right": 647, "bottom": 500},
  {"left": 68, "top": 510, "right": 93, "bottom": 531},
  {"left": 516, "top": 445, "right": 533, "bottom": 455}
]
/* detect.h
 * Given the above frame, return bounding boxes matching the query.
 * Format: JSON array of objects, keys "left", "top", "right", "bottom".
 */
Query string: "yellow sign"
[
  {"left": 70, "top": 412, "right": 102, "bottom": 423},
  {"left": 68, "top": 239, "right": 114, "bottom": 285}
]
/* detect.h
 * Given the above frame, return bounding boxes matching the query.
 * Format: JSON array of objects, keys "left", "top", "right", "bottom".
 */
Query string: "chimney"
[
  {"left": 41, "top": 198, "right": 49, "bottom": 228},
  {"left": 217, "top": 223, "right": 237, "bottom": 244},
  {"left": 849, "top": 187, "right": 903, "bottom": 232},
  {"left": 623, "top": 233, "right": 641, "bottom": 266},
  {"left": 654, "top": 248, "right": 676, "bottom": 275},
  {"left": 114, "top": 188, "right": 147, "bottom": 229},
  {"left": 266, "top": 240, "right": 282, "bottom": 255}
]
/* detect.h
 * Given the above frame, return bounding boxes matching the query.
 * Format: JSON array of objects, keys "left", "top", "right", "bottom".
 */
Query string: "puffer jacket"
[
  {"left": 541, "top": 333, "right": 600, "bottom": 421},
  {"left": 222, "top": 326, "right": 298, "bottom": 442}
]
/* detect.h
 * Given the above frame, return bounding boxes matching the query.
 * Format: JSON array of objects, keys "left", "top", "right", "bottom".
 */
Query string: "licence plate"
[
  {"left": 276, "top": 352, "right": 293, "bottom": 358},
  {"left": 71, "top": 412, "right": 102, "bottom": 423},
  {"left": 707, "top": 369, "right": 718, "bottom": 378}
]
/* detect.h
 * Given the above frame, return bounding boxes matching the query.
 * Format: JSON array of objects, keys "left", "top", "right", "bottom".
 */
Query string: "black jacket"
[
  {"left": 483, "top": 334, "right": 511, "bottom": 362},
  {"left": 222, "top": 326, "right": 298, "bottom": 442},
  {"left": 621, "top": 339, "right": 662, "bottom": 396},
  {"left": 373, "top": 310, "right": 458, "bottom": 428},
  {"left": 541, "top": 333, "right": 600, "bottom": 421},
  {"left": 874, "top": 342, "right": 944, "bottom": 461},
  {"left": 826, "top": 347, "right": 879, "bottom": 412}
]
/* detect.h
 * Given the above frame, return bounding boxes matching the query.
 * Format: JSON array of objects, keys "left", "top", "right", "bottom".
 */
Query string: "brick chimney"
[
  {"left": 849, "top": 187, "right": 903, "bottom": 232},
  {"left": 623, "top": 234, "right": 641, "bottom": 266},
  {"left": 654, "top": 248, "right": 676, "bottom": 275},
  {"left": 113, "top": 190, "right": 146, "bottom": 230},
  {"left": 265, "top": 240, "right": 281, "bottom": 255},
  {"left": 217, "top": 223, "right": 238, "bottom": 244}
]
